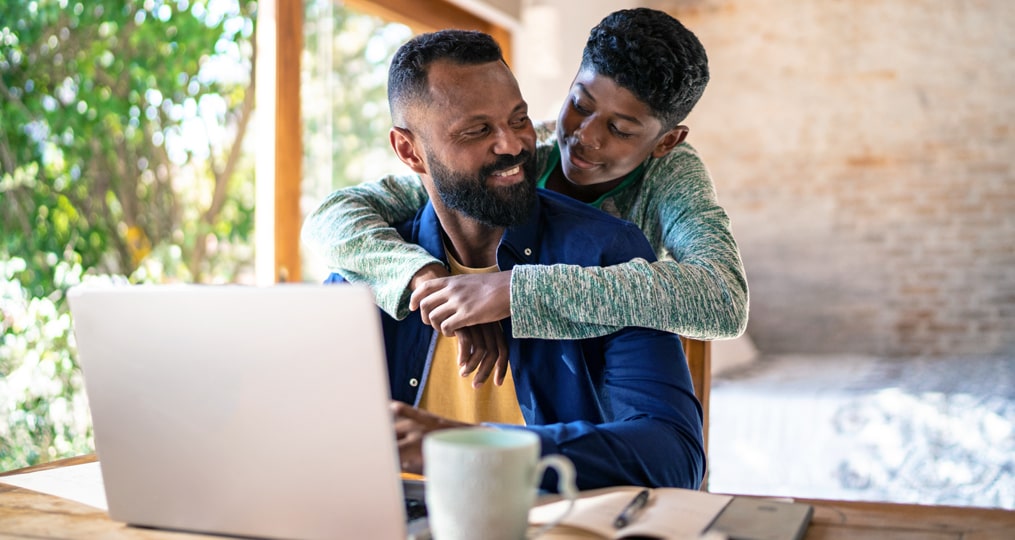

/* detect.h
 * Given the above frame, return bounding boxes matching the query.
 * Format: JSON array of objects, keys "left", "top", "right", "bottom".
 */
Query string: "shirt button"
[
  {"left": 524, "top": 248, "right": 532, "bottom": 256},
  {"left": 409, "top": 378, "right": 419, "bottom": 387}
]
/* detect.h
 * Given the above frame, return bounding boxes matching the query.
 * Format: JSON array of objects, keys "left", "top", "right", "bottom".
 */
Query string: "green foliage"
[
  {"left": 1, "top": 0, "right": 258, "bottom": 472},
  {"left": 302, "top": 0, "right": 411, "bottom": 200},
  {"left": 300, "top": 0, "right": 411, "bottom": 281},
  {"left": 0, "top": 0, "right": 407, "bottom": 472},
  {"left": 1, "top": 257, "right": 96, "bottom": 467}
]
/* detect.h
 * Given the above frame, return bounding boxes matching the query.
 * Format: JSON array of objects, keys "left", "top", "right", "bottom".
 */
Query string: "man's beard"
[{"left": 427, "top": 150, "right": 538, "bottom": 228}]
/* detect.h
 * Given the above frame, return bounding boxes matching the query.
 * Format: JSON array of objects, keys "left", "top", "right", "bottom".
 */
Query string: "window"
[{"left": 261, "top": 0, "right": 511, "bottom": 283}]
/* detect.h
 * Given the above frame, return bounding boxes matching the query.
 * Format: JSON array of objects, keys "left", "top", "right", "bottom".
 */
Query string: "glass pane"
[{"left": 301, "top": 0, "right": 414, "bottom": 283}]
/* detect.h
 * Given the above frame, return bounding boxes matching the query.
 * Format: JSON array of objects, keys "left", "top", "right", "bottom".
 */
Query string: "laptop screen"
[{"left": 70, "top": 284, "right": 410, "bottom": 540}]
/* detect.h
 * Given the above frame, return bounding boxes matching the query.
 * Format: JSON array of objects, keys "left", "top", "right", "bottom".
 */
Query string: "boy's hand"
[{"left": 409, "top": 271, "right": 512, "bottom": 334}]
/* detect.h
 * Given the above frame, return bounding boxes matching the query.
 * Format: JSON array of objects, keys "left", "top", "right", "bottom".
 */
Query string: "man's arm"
[
  {"left": 300, "top": 173, "right": 434, "bottom": 319},
  {"left": 510, "top": 144, "right": 749, "bottom": 340},
  {"left": 500, "top": 327, "right": 706, "bottom": 491},
  {"left": 389, "top": 327, "right": 704, "bottom": 490}
]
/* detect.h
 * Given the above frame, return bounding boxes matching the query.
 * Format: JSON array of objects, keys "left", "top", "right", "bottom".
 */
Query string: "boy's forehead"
[{"left": 572, "top": 69, "right": 657, "bottom": 125}]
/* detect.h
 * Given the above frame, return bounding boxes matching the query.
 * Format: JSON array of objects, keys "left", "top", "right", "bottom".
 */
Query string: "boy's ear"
[
  {"left": 650, "top": 126, "right": 689, "bottom": 158},
  {"left": 390, "top": 127, "right": 427, "bottom": 174}
]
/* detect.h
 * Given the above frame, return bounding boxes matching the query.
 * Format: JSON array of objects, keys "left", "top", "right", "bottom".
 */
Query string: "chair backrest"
[{"left": 679, "top": 336, "right": 711, "bottom": 489}]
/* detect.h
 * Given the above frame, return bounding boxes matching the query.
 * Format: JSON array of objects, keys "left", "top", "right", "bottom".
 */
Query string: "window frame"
[{"left": 266, "top": 0, "right": 512, "bottom": 283}]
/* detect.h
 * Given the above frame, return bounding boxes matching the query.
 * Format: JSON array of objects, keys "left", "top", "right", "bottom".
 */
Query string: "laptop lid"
[{"left": 68, "top": 284, "right": 407, "bottom": 540}]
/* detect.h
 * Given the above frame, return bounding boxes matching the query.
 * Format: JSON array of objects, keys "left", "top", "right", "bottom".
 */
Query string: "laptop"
[{"left": 68, "top": 283, "right": 428, "bottom": 540}]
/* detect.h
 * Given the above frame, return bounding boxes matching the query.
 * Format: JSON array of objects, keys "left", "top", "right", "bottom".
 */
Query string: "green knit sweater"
[{"left": 301, "top": 122, "right": 749, "bottom": 340}]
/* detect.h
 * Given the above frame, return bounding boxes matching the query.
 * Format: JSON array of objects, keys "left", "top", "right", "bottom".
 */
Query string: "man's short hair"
[
  {"left": 581, "top": 8, "right": 709, "bottom": 131},
  {"left": 388, "top": 29, "right": 505, "bottom": 128}
]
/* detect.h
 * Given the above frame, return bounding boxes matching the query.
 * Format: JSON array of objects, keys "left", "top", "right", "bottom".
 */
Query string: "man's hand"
[
  {"left": 390, "top": 401, "right": 472, "bottom": 475},
  {"left": 410, "top": 271, "right": 513, "bottom": 387},
  {"left": 454, "top": 323, "right": 509, "bottom": 388},
  {"left": 410, "top": 271, "right": 512, "bottom": 335}
]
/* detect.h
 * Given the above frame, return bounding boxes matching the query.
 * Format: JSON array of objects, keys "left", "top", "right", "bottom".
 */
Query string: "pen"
[{"left": 613, "top": 488, "right": 651, "bottom": 529}]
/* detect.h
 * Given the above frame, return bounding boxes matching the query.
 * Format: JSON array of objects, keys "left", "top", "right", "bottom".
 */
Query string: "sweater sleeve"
[
  {"left": 301, "top": 122, "right": 560, "bottom": 319},
  {"left": 509, "top": 144, "right": 749, "bottom": 340},
  {"left": 300, "top": 173, "right": 435, "bottom": 319}
]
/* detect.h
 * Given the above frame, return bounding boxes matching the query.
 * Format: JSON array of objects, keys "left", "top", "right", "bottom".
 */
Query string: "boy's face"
[{"left": 556, "top": 69, "right": 685, "bottom": 188}]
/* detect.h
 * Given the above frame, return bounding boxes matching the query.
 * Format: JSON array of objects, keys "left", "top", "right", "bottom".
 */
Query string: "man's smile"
[{"left": 487, "top": 164, "right": 525, "bottom": 186}]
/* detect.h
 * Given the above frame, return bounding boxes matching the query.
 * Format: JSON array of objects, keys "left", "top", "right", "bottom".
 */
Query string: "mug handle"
[{"left": 527, "top": 454, "right": 577, "bottom": 539}]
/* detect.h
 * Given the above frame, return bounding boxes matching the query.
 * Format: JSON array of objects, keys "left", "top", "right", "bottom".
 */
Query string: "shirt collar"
[{"left": 417, "top": 194, "right": 543, "bottom": 267}]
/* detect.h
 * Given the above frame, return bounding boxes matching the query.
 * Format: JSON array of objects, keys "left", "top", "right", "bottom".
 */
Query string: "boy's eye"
[
  {"left": 572, "top": 98, "right": 591, "bottom": 115},
  {"left": 610, "top": 124, "right": 634, "bottom": 139}
]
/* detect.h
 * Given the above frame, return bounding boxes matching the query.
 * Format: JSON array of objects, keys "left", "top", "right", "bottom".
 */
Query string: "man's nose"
[{"left": 492, "top": 124, "right": 526, "bottom": 156}]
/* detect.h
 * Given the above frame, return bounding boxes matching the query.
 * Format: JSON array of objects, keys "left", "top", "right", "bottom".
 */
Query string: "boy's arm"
[
  {"left": 303, "top": 122, "right": 559, "bottom": 321},
  {"left": 510, "top": 145, "right": 749, "bottom": 340},
  {"left": 300, "top": 173, "right": 436, "bottom": 319}
]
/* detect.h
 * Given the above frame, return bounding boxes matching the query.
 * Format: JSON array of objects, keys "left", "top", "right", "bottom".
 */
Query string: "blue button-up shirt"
[{"left": 329, "top": 189, "right": 705, "bottom": 490}]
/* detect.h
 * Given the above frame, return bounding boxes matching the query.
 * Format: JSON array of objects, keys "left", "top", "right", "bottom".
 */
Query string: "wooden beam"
[
  {"left": 275, "top": 0, "right": 302, "bottom": 283},
  {"left": 343, "top": 0, "right": 513, "bottom": 64}
]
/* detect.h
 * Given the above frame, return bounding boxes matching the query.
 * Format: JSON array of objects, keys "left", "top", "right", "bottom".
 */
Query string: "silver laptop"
[{"left": 69, "top": 283, "right": 422, "bottom": 540}]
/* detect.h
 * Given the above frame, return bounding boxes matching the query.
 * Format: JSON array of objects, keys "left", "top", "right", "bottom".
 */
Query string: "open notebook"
[
  {"left": 529, "top": 486, "right": 812, "bottom": 540},
  {"left": 69, "top": 283, "right": 426, "bottom": 540}
]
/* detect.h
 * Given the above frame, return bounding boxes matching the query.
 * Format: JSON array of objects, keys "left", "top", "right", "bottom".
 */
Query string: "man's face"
[
  {"left": 411, "top": 60, "right": 538, "bottom": 227},
  {"left": 556, "top": 69, "right": 671, "bottom": 187},
  {"left": 426, "top": 146, "right": 537, "bottom": 228}
]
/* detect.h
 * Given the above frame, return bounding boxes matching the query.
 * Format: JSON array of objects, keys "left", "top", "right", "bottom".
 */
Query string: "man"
[{"left": 328, "top": 29, "right": 705, "bottom": 491}]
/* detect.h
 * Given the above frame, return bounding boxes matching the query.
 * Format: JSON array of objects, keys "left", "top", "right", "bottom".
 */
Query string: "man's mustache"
[{"left": 480, "top": 151, "right": 532, "bottom": 178}]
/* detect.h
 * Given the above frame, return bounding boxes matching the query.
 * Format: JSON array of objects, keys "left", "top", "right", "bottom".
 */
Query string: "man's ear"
[
  {"left": 390, "top": 127, "right": 427, "bottom": 174},
  {"left": 650, "top": 126, "right": 689, "bottom": 159}
]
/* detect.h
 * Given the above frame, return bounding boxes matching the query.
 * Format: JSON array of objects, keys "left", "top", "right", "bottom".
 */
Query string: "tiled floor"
[{"left": 706, "top": 354, "right": 1015, "bottom": 510}]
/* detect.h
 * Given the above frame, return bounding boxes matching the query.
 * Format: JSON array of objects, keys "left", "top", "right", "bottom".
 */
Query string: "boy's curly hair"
[{"left": 582, "top": 8, "right": 709, "bottom": 131}]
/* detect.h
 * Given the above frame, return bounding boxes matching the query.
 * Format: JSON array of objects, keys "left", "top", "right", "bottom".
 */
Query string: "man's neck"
[{"left": 432, "top": 204, "right": 503, "bottom": 268}]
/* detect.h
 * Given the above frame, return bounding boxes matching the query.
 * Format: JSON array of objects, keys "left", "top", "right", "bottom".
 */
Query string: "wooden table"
[{"left": 2, "top": 455, "right": 1013, "bottom": 539}]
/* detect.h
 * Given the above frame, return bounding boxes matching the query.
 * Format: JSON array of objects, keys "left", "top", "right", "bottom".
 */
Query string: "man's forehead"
[{"left": 424, "top": 60, "right": 524, "bottom": 113}]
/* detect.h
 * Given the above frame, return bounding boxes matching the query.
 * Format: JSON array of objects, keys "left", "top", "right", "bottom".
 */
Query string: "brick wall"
[{"left": 654, "top": 0, "right": 1015, "bottom": 355}]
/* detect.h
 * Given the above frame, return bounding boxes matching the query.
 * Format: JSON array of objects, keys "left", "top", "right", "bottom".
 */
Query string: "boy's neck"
[{"left": 545, "top": 164, "right": 624, "bottom": 204}]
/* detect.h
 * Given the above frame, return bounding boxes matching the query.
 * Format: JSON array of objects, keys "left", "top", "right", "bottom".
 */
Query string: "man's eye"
[
  {"left": 511, "top": 116, "right": 531, "bottom": 128},
  {"left": 463, "top": 126, "right": 489, "bottom": 137}
]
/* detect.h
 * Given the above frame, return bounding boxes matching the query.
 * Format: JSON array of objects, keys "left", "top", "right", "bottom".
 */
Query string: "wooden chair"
[{"left": 679, "top": 336, "right": 711, "bottom": 489}]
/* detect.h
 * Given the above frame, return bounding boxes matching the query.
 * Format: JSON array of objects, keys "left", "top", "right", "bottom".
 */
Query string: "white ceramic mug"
[{"left": 423, "top": 428, "right": 577, "bottom": 540}]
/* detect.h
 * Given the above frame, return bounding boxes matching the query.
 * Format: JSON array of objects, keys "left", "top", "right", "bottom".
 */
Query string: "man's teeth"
[{"left": 493, "top": 166, "right": 521, "bottom": 177}]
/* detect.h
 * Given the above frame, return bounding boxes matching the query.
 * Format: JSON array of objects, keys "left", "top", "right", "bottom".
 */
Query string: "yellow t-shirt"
[{"left": 417, "top": 253, "right": 525, "bottom": 426}]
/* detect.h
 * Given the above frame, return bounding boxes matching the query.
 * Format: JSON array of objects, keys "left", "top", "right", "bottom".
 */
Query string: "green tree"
[
  {"left": 1, "top": 0, "right": 257, "bottom": 471},
  {"left": 0, "top": 0, "right": 407, "bottom": 472}
]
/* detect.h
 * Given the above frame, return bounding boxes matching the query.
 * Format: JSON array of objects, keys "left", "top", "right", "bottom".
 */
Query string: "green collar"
[{"left": 537, "top": 143, "right": 645, "bottom": 209}]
